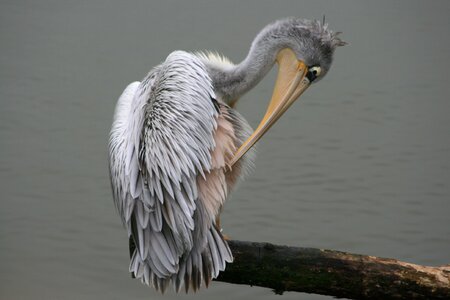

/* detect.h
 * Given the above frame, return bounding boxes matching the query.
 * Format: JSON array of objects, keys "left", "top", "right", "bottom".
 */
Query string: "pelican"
[{"left": 109, "top": 17, "right": 344, "bottom": 293}]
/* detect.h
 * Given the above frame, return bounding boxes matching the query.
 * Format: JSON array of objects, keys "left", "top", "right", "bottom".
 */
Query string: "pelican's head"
[
  {"left": 231, "top": 18, "right": 345, "bottom": 166},
  {"left": 261, "top": 18, "right": 346, "bottom": 79}
]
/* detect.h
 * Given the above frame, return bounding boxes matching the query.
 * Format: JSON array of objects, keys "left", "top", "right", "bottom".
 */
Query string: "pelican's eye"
[
  {"left": 310, "top": 66, "right": 322, "bottom": 77},
  {"left": 306, "top": 66, "right": 322, "bottom": 82}
]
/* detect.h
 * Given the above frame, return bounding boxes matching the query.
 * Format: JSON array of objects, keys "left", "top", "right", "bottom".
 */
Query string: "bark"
[{"left": 215, "top": 240, "right": 450, "bottom": 299}]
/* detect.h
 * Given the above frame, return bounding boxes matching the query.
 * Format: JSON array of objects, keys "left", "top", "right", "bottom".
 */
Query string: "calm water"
[{"left": 1, "top": 1, "right": 449, "bottom": 299}]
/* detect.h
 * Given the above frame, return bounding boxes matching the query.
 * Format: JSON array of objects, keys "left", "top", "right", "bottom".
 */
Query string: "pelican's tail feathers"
[{"left": 172, "top": 225, "right": 233, "bottom": 293}]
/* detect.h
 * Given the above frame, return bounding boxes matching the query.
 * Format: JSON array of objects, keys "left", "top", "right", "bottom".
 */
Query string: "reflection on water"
[{"left": 1, "top": 1, "right": 449, "bottom": 299}]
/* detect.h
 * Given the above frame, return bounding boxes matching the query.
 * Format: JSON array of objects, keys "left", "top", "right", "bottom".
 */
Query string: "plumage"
[{"left": 109, "top": 17, "right": 344, "bottom": 293}]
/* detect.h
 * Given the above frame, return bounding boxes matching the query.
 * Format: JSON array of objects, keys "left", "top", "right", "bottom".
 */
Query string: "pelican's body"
[{"left": 109, "top": 18, "right": 344, "bottom": 292}]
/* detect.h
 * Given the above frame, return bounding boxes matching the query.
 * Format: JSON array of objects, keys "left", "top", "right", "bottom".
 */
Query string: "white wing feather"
[{"left": 109, "top": 51, "right": 235, "bottom": 292}]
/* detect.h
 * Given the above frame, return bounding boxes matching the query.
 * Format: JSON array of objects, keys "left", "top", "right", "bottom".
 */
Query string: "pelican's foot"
[
  {"left": 220, "top": 228, "right": 230, "bottom": 240},
  {"left": 215, "top": 215, "right": 230, "bottom": 240}
]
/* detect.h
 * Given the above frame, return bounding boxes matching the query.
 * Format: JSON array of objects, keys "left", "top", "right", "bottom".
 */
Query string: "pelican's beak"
[{"left": 230, "top": 48, "right": 311, "bottom": 166}]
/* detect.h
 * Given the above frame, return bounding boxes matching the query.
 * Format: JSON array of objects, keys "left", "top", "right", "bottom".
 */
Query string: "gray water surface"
[{"left": 1, "top": 1, "right": 449, "bottom": 299}]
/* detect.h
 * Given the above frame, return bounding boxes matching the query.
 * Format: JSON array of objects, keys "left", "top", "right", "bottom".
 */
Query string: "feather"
[
  {"left": 211, "top": 225, "right": 233, "bottom": 264},
  {"left": 184, "top": 257, "right": 192, "bottom": 293},
  {"left": 129, "top": 249, "right": 139, "bottom": 275},
  {"left": 152, "top": 233, "right": 177, "bottom": 273},
  {"left": 136, "top": 221, "right": 145, "bottom": 259},
  {"left": 142, "top": 184, "right": 154, "bottom": 209},
  {"left": 147, "top": 244, "right": 170, "bottom": 277},
  {"left": 143, "top": 227, "right": 150, "bottom": 260},
  {"left": 206, "top": 231, "right": 219, "bottom": 277},
  {"left": 143, "top": 264, "right": 150, "bottom": 285},
  {"left": 152, "top": 272, "right": 159, "bottom": 290},
  {"left": 125, "top": 143, "right": 134, "bottom": 176},
  {"left": 162, "top": 225, "right": 182, "bottom": 261},
  {"left": 201, "top": 251, "right": 212, "bottom": 287},
  {"left": 153, "top": 173, "right": 164, "bottom": 204},
  {"left": 136, "top": 200, "right": 149, "bottom": 229},
  {"left": 149, "top": 200, "right": 163, "bottom": 231},
  {"left": 175, "top": 259, "right": 186, "bottom": 292},
  {"left": 156, "top": 232, "right": 177, "bottom": 266},
  {"left": 129, "top": 151, "right": 142, "bottom": 198},
  {"left": 161, "top": 193, "right": 177, "bottom": 232},
  {"left": 159, "top": 172, "right": 175, "bottom": 199},
  {"left": 136, "top": 260, "right": 146, "bottom": 278},
  {"left": 108, "top": 51, "right": 255, "bottom": 293},
  {"left": 124, "top": 196, "right": 134, "bottom": 223},
  {"left": 159, "top": 278, "right": 169, "bottom": 294},
  {"left": 181, "top": 174, "right": 195, "bottom": 204}
]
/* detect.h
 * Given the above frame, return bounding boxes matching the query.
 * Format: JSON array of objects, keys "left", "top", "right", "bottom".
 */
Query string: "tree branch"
[{"left": 215, "top": 240, "right": 450, "bottom": 299}]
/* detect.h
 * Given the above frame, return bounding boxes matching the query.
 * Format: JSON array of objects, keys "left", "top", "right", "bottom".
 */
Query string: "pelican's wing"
[
  {"left": 109, "top": 51, "right": 233, "bottom": 292},
  {"left": 109, "top": 80, "right": 141, "bottom": 225}
]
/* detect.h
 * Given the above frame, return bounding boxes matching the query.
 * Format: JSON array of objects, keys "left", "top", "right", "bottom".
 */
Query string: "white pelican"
[{"left": 109, "top": 17, "right": 344, "bottom": 293}]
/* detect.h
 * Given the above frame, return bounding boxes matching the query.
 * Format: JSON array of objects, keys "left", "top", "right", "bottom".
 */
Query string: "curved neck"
[{"left": 207, "top": 36, "right": 284, "bottom": 102}]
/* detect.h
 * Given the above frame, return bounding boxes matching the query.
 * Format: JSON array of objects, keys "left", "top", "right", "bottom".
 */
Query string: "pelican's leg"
[
  {"left": 215, "top": 214, "right": 221, "bottom": 229},
  {"left": 228, "top": 98, "right": 238, "bottom": 109},
  {"left": 215, "top": 208, "right": 230, "bottom": 240}
]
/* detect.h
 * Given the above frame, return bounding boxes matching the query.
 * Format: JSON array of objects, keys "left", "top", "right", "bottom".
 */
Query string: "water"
[{"left": 1, "top": 1, "right": 449, "bottom": 299}]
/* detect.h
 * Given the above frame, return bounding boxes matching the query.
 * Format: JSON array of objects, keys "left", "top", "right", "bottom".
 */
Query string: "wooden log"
[{"left": 215, "top": 240, "right": 450, "bottom": 299}]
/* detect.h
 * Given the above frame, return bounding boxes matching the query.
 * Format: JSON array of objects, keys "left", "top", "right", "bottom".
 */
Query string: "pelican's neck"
[{"left": 205, "top": 36, "right": 284, "bottom": 102}]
